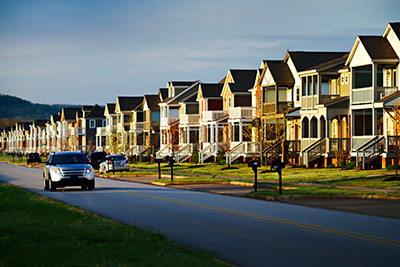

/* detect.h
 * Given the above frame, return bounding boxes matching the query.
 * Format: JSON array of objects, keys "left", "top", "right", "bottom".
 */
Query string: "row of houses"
[{"left": 1, "top": 22, "right": 400, "bottom": 169}]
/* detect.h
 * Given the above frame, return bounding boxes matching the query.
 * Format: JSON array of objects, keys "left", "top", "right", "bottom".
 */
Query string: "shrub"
[
  {"left": 327, "top": 163, "right": 335, "bottom": 168},
  {"left": 387, "top": 164, "right": 400, "bottom": 170},
  {"left": 346, "top": 162, "right": 356, "bottom": 169}
]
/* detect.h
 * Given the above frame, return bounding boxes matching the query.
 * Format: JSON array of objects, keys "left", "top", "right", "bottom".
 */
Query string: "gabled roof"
[
  {"left": 33, "top": 119, "right": 48, "bottom": 127},
  {"left": 168, "top": 81, "right": 197, "bottom": 87},
  {"left": 86, "top": 105, "right": 105, "bottom": 118},
  {"left": 386, "top": 22, "right": 400, "bottom": 39},
  {"left": 116, "top": 96, "right": 143, "bottom": 112},
  {"left": 62, "top": 108, "right": 81, "bottom": 121},
  {"left": 229, "top": 69, "right": 258, "bottom": 91},
  {"left": 105, "top": 103, "right": 116, "bottom": 115},
  {"left": 376, "top": 90, "right": 400, "bottom": 106},
  {"left": 358, "top": 36, "right": 398, "bottom": 60},
  {"left": 51, "top": 114, "right": 61, "bottom": 123},
  {"left": 199, "top": 83, "right": 224, "bottom": 98},
  {"left": 144, "top": 94, "right": 161, "bottom": 110},
  {"left": 161, "top": 81, "right": 200, "bottom": 105},
  {"left": 317, "top": 96, "right": 349, "bottom": 108},
  {"left": 180, "top": 92, "right": 198, "bottom": 104},
  {"left": 263, "top": 60, "right": 295, "bottom": 85},
  {"left": 285, "top": 51, "right": 349, "bottom": 72},
  {"left": 158, "top": 88, "right": 168, "bottom": 101}
]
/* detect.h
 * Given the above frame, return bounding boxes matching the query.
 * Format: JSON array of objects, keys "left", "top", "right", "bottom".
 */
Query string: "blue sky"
[{"left": 0, "top": 0, "right": 399, "bottom": 105}]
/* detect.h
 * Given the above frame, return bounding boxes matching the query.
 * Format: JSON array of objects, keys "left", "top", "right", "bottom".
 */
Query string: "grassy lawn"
[
  {"left": 130, "top": 162, "right": 397, "bottom": 183},
  {"left": 317, "top": 175, "right": 400, "bottom": 189},
  {"left": 0, "top": 185, "right": 225, "bottom": 266},
  {"left": 251, "top": 185, "right": 400, "bottom": 198}
]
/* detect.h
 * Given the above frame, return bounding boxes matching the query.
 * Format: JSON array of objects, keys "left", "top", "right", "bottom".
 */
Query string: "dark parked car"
[
  {"left": 87, "top": 151, "right": 107, "bottom": 169},
  {"left": 27, "top": 153, "right": 41, "bottom": 164}
]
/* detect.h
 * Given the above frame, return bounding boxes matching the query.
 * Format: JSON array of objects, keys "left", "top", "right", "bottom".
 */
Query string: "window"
[
  {"left": 89, "top": 120, "right": 96, "bottom": 129},
  {"left": 354, "top": 66, "right": 372, "bottom": 89},
  {"left": 314, "top": 76, "right": 318, "bottom": 95},
  {"left": 302, "top": 77, "right": 307, "bottom": 96},
  {"left": 345, "top": 74, "right": 348, "bottom": 84},
  {"left": 258, "top": 94, "right": 261, "bottom": 111},
  {"left": 354, "top": 109, "right": 372, "bottom": 136},
  {"left": 102, "top": 119, "right": 106, "bottom": 127},
  {"left": 307, "top": 76, "right": 312, "bottom": 96},
  {"left": 296, "top": 87, "right": 300, "bottom": 102},
  {"left": 341, "top": 76, "right": 344, "bottom": 85},
  {"left": 377, "top": 67, "right": 383, "bottom": 87}
]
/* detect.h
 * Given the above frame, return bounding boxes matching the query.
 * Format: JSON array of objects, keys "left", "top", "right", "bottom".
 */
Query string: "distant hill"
[{"left": 0, "top": 94, "right": 63, "bottom": 120}]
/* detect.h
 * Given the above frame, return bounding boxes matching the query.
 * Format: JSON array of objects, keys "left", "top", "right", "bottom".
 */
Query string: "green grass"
[
  {"left": 130, "top": 162, "right": 396, "bottom": 183},
  {"left": 251, "top": 185, "right": 400, "bottom": 197},
  {"left": 317, "top": 175, "right": 400, "bottom": 189},
  {"left": 0, "top": 185, "right": 226, "bottom": 266}
]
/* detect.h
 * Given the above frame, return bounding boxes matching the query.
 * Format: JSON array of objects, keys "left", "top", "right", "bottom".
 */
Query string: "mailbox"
[
  {"left": 271, "top": 162, "right": 285, "bottom": 170},
  {"left": 166, "top": 159, "right": 175, "bottom": 166},
  {"left": 154, "top": 158, "right": 163, "bottom": 164},
  {"left": 248, "top": 161, "right": 261, "bottom": 168}
]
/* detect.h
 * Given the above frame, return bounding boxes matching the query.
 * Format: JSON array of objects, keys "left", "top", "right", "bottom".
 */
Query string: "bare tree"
[{"left": 167, "top": 119, "right": 180, "bottom": 159}]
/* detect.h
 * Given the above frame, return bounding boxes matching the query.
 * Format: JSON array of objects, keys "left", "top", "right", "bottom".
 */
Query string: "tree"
[
  {"left": 167, "top": 119, "right": 180, "bottom": 159},
  {"left": 218, "top": 125, "right": 234, "bottom": 168},
  {"left": 388, "top": 105, "right": 400, "bottom": 178}
]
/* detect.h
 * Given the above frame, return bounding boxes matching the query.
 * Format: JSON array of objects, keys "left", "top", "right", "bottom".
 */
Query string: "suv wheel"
[
  {"left": 88, "top": 180, "right": 95, "bottom": 191},
  {"left": 43, "top": 177, "right": 49, "bottom": 190},
  {"left": 49, "top": 178, "right": 57, "bottom": 192}
]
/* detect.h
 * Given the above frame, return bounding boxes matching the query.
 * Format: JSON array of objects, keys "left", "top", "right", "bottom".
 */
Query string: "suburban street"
[{"left": 1, "top": 162, "right": 400, "bottom": 267}]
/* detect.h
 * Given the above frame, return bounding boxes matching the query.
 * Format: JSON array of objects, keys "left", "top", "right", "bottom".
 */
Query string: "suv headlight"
[
  {"left": 86, "top": 167, "right": 93, "bottom": 174},
  {"left": 53, "top": 168, "right": 61, "bottom": 174}
]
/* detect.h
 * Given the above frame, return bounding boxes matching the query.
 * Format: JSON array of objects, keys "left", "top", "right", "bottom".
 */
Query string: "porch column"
[
  {"left": 275, "top": 85, "right": 279, "bottom": 112},
  {"left": 372, "top": 109, "right": 377, "bottom": 136},
  {"left": 215, "top": 124, "right": 218, "bottom": 144},
  {"left": 210, "top": 124, "right": 214, "bottom": 143},
  {"left": 239, "top": 121, "right": 243, "bottom": 142}
]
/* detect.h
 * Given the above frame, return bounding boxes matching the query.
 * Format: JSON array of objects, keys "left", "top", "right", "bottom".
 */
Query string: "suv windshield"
[{"left": 52, "top": 154, "right": 88, "bottom": 165}]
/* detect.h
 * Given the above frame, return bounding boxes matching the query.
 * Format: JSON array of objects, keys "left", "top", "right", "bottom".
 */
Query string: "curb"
[
  {"left": 151, "top": 181, "right": 255, "bottom": 187},
  {"left": 245, "top": 193, "right": 400, "bottom": 202}
]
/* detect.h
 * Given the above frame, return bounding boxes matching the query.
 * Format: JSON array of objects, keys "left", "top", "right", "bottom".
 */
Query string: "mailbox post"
[
  {"left": 154, "top": 158, "right": 163, "bottom": 180},
  {"left": 271, "top": 162, "right": 285, "bottom": 195},
  {"left": 166, "top": 158, "right": 175, "bottom": 182},
  {"left": 248, "top": 160, "right": 261, "bottom": 192}
]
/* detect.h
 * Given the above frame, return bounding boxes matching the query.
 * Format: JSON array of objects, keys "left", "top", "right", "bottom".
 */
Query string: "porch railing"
[
  {"left": 180, "top": 114, "right": 200, "bottom": 126},
  {"left": 262, "top": 101, "right": 294, "bottom": 114},
  {"left": 202, "top": 110, "right": 227, "bottom": 122},
  {"left": 226, "top": 142, "right": 261, "bottom": 165},
  {"left": 176, "top": 143, "right": 193, "bottom": 163},
  {"left": 356, "top": 136, "right": 385, "bottom": 170},
  {"left": 229, "top": 107, "right": 254, "bottom": 119},
  {"left": 387, "top": 136, "right": 400, "bottom": 154},
  {"left": 199, "top": 142, "right": 218, "bottom": 163},
  {"left": 329, "top": 138, "right": 349, "bottom": 152},
  {"left": 302, "top": 138, "right": 326, "bottom": 168}
]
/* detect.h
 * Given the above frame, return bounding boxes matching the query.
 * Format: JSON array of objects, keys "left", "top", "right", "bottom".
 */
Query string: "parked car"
[
  {"left": 87, "top": 151, "right": 107, "bottom": 169},
  {"left": 27, "top": 153, "right": 41, "bottom": 164},
  {"left": 99, "top": 155, "right": 130, "bottom": 174},
  {"left": 43, "top": 151, "right": 95, "bottom": 191}
]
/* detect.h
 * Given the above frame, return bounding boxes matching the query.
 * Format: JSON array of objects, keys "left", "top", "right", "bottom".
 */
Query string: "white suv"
[{"left": 43, "top": 151, "right": 95, "bottom": 191}]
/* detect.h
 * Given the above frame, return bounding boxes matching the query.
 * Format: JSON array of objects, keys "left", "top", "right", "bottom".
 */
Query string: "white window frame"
[{"left": 89, "top": 120, "right": 96, "bottom": 129}]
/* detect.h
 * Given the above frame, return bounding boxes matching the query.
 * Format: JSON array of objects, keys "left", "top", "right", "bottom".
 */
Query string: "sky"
[{"left": 0, "top": 0, "right": 399, "bottom": 105}]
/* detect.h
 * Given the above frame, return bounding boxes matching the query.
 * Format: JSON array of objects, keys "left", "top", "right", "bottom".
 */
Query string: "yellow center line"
[
  {"left": 0, "top": 166, "right": 42, "bottom": 177},
  {"left": 117, "top": 190, "right": 400, "bottom": 247}
]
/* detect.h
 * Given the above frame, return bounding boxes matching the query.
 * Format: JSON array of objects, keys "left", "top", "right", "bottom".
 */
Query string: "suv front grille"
[{"left": 61, "top": 168, "right": 86, "bottom": 176}]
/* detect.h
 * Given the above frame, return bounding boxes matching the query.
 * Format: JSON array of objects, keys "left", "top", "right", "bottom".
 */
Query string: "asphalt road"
[{"left": 1, "top": 162, "right": 400, "bottom": 267}]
